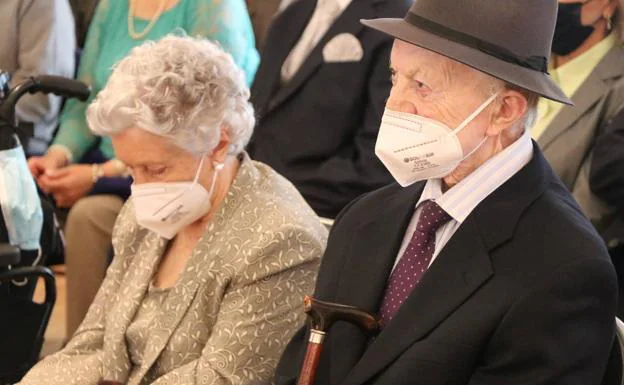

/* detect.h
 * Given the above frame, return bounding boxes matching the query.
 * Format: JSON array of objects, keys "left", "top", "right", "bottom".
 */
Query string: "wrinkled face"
[
  {"left": 386, "top": 39, "right": 497, "bottom": 155},
  {"left": 559, "top": 0, "right": 618, "bottom": 26},
  {"left": 111, "top": 127, "right": 212, "bottom": 186}
]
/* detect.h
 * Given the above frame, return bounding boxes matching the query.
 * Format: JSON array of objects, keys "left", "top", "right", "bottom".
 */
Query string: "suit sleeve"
[
  {"left": 149, "top": 226, "right": 321, "bottom": 385},
  {"left": 17, "top": 235, "right": 130, "bottom": 384},
  {"left": 18, "top": 202, "right": 137, "bottom": 385},
  {"left": 296, "top": 41, "right": 394, "bottom": 218},
  {"left": 590, "top": 108, "right": 624, "bottom": 215},
  {"left": 468, "top": 257, "right": 617, "bottom": 385}
]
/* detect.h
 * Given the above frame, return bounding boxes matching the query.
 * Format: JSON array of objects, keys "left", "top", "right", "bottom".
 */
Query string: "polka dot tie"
[{"left": 379, "top": 200, "right": 452, "bottom": 324}]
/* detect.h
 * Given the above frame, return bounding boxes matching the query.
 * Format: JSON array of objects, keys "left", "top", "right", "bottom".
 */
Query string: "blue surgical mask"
[{"left": 0, "top": 143, "right": 43, "bottom": 250}]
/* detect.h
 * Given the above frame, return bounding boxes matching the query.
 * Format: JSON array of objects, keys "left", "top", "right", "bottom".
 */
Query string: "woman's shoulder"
[
  {"left": 241, "top": 158, "right": 323, "bottom": 225},
  {"left": 220, "top": 155, "right": 327, "bottom": 244}
]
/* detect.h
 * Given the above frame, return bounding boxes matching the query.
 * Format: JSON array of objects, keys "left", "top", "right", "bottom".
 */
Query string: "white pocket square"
[{"left": 322, "top": 33, "right": 363, "bottom": 63}]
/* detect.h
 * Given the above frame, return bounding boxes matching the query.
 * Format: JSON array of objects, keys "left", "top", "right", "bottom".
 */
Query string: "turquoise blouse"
[{"left": 53, "top": 0, "right": 259, "bottom": 161}]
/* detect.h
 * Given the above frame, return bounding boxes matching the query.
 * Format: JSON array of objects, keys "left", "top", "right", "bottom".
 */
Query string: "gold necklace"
[{"left": 127, "top": 0, "right": 168, "bottom": 40}]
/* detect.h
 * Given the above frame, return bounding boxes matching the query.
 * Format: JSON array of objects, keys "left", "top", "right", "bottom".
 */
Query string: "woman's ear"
[
  {"left": 605, "top": 0, "right": 619, "bottom": 20},
  {"left": 487, "top": 89, "right": 528, "bottom": 136},
  {"left": 210, "top": 126, "right": 232, "bottom": 166}
]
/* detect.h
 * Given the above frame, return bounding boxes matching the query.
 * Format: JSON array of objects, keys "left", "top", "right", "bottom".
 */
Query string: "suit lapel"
[
  {"left": 265, "top": 0, "right": 377, "bottom": 114},
  {"left": 343, "top": 217, "right": 492, "bottom": 385},
  {"left": 131, "top": 276, "right": 203, "bottom": 381},
  {"left": 342, "top": 144, "right": 550, "bottom": 385},
  {"left": 102, "top": 232, "right": 167, "bottom": 383},
  {"left": 328, "top": 182, "right": 425, "bottom": 384},
  {"left": 251, "top": 0, "right": 317, "bottom": 116},
  {"left": 538, "top": 46, "right": 624, "bottom": 150}
]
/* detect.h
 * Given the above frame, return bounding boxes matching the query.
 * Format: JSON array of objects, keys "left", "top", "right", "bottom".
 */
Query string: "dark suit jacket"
[
  {"left": 248, "top": 0, "right": 411, "bottom": 218},
  {"left": 590, "top": 107, "right": 624, "bottom": 317},
  {"left": 275, "top": 144, "right": 618, "bottom": 385},
  {"left": 591, "top": 107, "right": 624, "bottom": 234}
]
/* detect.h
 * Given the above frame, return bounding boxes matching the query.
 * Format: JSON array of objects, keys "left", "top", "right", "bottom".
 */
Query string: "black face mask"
[{"left": 552, "top": 1, "right": 595, "bottom": 56}]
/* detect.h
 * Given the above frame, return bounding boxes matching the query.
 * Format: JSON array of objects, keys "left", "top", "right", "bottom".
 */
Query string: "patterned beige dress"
[{"left": 19, "top": 154, "right": 327, "bottom": 385}]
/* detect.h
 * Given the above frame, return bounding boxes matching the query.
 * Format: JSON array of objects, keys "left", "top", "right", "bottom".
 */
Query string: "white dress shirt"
[
  {"left": 280, "top": 0, "right": 352, "bottom": 83},
  {"left": 393, "top": 131, "right": 534, "bottom": 271}
]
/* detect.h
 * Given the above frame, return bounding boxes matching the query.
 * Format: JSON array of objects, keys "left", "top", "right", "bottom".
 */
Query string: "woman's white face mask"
[
  {"left": 375, "top": 92, "right": 499, "bottom": 187},
  {"left": 130, "top": 156, "right": 224, "bottom": 239}
]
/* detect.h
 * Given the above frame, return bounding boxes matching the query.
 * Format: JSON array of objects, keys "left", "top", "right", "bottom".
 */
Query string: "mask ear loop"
[
  {"left": 206, "top": 161, "right": 224, "bottom": 197},
  {"left": 449, "top": 92, "right": 500, "bottom": 137},
  {"left": 152, "top": 155, "right": 212, "bottom": 217},
  {"left": 454, "top": 92, "right": 500, "bottom": 159}
]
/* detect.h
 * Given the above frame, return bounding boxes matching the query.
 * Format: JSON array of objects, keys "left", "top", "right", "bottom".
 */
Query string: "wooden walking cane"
[{"left": 297, "top": 296, "right": 383, "bottom": 385}]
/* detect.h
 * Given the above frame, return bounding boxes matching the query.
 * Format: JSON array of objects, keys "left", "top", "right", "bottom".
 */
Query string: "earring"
[{"left": 605, "top": 14, "right": 613, "bottom": 31}]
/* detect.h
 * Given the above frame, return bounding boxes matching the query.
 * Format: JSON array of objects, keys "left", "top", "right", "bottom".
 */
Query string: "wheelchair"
[{"left": 0, "top": 72, "right": 89, "bottom": 384}]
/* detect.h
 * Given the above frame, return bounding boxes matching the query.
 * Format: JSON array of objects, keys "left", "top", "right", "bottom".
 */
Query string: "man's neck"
[
  {"left": 442, "top": 129, "right": 524, "bottom": 190},
  {"left": 553, "top": 23, "right": 608, "bottom": 68}
]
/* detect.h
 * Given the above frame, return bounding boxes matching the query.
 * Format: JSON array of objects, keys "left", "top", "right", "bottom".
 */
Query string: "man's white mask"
[{"left": 375, "top": 93, "right": 499, "bottom": 187}]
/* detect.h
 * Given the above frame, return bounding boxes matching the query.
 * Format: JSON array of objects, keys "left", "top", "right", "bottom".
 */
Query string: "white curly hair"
[{"left": 86, "top": 35, "right": 255, "bottom": 155}]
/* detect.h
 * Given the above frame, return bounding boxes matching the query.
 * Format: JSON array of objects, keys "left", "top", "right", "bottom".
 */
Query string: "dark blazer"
[
  {"left": 591, "top": 107, "right": 624, "bottom": 233},
  {"left": 275, "top": 144, "right": 618, "bottom": 385},
  {"left": 590, "top": 107, "right": 624, "bottom": 317},
  {"left": 248, "top": 0, "right": 411, "bottom": 218}
]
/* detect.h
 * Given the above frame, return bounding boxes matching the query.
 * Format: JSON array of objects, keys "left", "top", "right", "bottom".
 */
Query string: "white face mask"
[
  {"left": 130, "top": 157, "right": 224, "bottom": 239},
  {"left": 375, "top": 93, "right": 499, "bottom": 187}
]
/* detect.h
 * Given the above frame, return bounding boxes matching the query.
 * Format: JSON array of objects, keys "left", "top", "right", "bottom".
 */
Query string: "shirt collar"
[
  {"left": 317, "top": 0, "right": 351, "bottom": 12},
  {"left": 336, "top": 0, "right": 351, "bottom": 11},
  {"left": 416, "top": 130, "right": 533, "bottom": 223}
]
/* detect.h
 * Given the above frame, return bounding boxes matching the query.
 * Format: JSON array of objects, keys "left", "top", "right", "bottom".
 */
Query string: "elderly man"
[{"left": 274, "top": 0, "right": 618, "bottom": 384}]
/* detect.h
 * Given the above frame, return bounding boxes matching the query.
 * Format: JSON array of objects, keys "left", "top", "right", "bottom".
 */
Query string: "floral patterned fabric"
[{"left": 19, "top": 154, "right": 326, "bottom": 385}]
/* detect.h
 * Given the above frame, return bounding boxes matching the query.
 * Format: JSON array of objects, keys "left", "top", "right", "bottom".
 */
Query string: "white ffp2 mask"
[
  {"left": 375, "top": 93, "right": 499, "bottom": 187},
  {"left": 130, "top": 157, "right": 224, "bottom": 239}
]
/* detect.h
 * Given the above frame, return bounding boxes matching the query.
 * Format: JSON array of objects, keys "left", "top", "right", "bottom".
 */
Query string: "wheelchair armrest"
[
  {"left": 0, "top": 243, "right": 20, "bottom": 267},
  {"left": 0, "top": 265, "right": 56, "bottom": 309}
]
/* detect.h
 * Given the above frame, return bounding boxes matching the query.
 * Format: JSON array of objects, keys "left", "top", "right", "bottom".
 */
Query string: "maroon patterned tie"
[{"left": 379, "top": 200, "right": 452, "bottom": 324}]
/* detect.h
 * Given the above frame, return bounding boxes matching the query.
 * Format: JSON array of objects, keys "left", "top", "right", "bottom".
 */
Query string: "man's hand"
[{"left": 38, "top": 165, "right": 94, "bottom": 208}]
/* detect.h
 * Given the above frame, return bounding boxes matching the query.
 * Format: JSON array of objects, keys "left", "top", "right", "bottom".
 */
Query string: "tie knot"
[{"left": 416, "top": 200, "right": 452, "bottom": 235}]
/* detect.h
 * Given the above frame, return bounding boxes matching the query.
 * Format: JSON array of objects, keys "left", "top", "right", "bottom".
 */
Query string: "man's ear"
[{"left": 487, "top": 89, "right": 528, "bottom": 136}]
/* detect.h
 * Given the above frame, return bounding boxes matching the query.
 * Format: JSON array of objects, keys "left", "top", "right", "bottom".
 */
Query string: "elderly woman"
[
  {"left": 28, "top": 0, "right": 260, "bottom": 339},
  {"left": 19, "top": 35, "right": 326, "bottom": 385}
]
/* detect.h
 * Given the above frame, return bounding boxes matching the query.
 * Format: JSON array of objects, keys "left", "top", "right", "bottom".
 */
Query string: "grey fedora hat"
[{"left": 362, "top": 0, "right": 572, "bottom": 105}]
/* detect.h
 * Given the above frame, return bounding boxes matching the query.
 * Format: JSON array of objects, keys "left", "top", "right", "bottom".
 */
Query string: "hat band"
[{"left": 404, "top": 12, "right": 548, "bottom": 73}]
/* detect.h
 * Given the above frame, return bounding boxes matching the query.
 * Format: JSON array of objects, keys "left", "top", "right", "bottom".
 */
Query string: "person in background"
[
  {"left": 590, "top": 106, "right": 624, "bottom": 317},
  {"left": 0, "top": 0, "right": 76, "bottom": 156},
  {"left": 534, "top": 0, "right": 624, "bottom": 232},
  {"left": 69, "top": 0, "right": 100, "bottom": 48},
  {"left": 27, "top": 0, "right": 259, "bottom": 340},
  {"left": 248, "top": 0, "right": 411, "bottom": 220},
  {"left": 19, "top": 35, "right": 324, "bottom": 385},
  {"left": 245, "top": 0, "right": 282, "bottom": 51}
]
